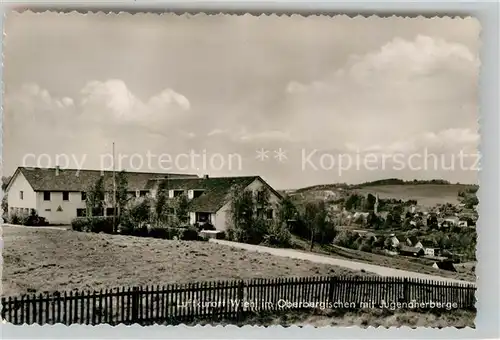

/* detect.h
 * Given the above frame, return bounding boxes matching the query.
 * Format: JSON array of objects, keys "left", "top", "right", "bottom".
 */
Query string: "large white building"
[{"left": 5, "top": 166, "right": 282, "bottom": 230}]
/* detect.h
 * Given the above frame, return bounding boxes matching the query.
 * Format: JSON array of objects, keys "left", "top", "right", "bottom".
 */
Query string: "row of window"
[
  {"left": 76, "top": 208, "right": 116, "bottom": 217},
  {"left": 18, "top": 189, "right": 212, "bottom": 202},
  {"left": 19, "top": 191, "right": 150, "bottom": 202}
]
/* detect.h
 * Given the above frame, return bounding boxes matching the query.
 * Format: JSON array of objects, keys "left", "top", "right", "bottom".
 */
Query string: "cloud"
[
  {"left": 284, "top": 35, "right": 479, "bottom": 149},
  {"left": 79, "top": 79, "right": 190, "bottom": 124},
  {"left": 348, "top": 128, "right": 479, "bottom": 155}
]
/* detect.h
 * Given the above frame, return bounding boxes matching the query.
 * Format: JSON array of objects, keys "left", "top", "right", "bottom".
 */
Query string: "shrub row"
[
  {"left": 71, "top": 216, "right": 202, "bottom": 241},
  {"left": 71, "top": 217, "right": 114, "bottom": 233},
  {"left": 7, "top": 210, "right": 48, "bottom": 226}
]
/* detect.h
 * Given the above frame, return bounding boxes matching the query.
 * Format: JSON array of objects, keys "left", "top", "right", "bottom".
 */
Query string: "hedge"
[{"left": 71, "top": 216, "right": 114, "bottom": 233}]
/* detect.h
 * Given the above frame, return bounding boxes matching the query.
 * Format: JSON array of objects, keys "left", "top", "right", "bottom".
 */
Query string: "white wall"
[
  {"left": 37, "top": 191, "right": 87, "bottom": 225},
  {"left": 6, "top": 172, "right": 37, "bottom": 216}
]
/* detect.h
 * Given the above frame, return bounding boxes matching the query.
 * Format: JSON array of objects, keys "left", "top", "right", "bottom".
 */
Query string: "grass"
[
  {"left": 2, "top": 226, "right": 371, "bottom": 297},
  {"left": 191, "top": 308, "right": 475, "bottom": 328},
  {"left": 290, "top": 236, "right": 476, "bottom": 282}
]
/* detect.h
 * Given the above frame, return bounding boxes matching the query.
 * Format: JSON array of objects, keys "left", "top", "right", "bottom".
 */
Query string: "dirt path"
[{"left": 210, "top": 239, "right": 476, "bottom": 286}]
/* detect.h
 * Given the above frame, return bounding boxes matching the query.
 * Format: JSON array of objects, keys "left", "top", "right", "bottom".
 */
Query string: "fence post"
[
  {"left": 236, "top": 281, "right": 244, "bottom": 321},
  {"left": 328, "top": 276, "right": 336, "bottom": 305},
  {"left": 131, "top": 287, "right": 140, "bottom": 323},
  {"left": 403, "top": 278, "right": 410, "bottom": 303}
]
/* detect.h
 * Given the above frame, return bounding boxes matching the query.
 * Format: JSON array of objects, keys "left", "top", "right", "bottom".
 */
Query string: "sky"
[{"left": 3, "top": 12, "right": 480, "bottom": 189}]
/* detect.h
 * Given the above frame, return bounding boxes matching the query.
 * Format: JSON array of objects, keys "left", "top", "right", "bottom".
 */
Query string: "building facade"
[{"left": 5, "top": 167, "right": 282, "bottom": 229}]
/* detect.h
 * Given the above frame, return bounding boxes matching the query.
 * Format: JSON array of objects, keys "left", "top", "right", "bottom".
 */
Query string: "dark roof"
[
  {"left": 433, "top": 261, "right": 457, "bottom": 272},
  {"left": 11, "top": 167, "right": 198, "bottom": 192},
  {"left": 421, "top": 240, "right": 437, "bottom": 248},
  {"left": 407, "top": 236, "right": 419, "bottom": 245},
  {"left": 151, "top": 176, "right": 281, "bottom": 213},
  {"left": 399, "top": 245, "right": 423, "bottom": 254}
]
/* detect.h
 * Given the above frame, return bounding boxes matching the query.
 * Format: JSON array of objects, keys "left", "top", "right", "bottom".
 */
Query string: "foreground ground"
[
  {"left": 2, "top": 226, "right": 371, "bottom": 296},
  {"left": 194, "top": 308, "right": 475, "bottom": 328}
]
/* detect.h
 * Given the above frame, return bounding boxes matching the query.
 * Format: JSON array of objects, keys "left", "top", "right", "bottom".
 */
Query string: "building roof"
[
  {"left": 421, "top": 240, "right": 437, "bottom": 248},
  {"left": 433, "top": 261, "right": 457, "bottom": 272},
  {"left": 406, "top": 236, "right": 419, "bottom": 245},
  {"left": 9, "top": 167, "right": 198, "bottom": 192},
  {"left": 150, "top": 175, "right": 282, "bottom": 213}
]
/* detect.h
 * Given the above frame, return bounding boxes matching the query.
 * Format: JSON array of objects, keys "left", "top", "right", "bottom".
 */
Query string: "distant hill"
[{"left": 293, "top": 179, "right": 478, "bottom": 207}]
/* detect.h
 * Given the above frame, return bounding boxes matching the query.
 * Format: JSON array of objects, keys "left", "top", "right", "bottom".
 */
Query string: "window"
[
  {"left": 140, "top": 190, "right": 148, "bottom": 197},
  {"left": 63, "top": 191, "right": 69, "bottom": 201},
  {"left": 256, "top": 208, "right": 264, "bottom": 218},
  {"left": 76, "top": 208, "right": 86, "bottom": 217},
  {"left": 45, "top": 208, "right": 51, "bottom": 212},
  {"left": 19, "top": 191, "right": 24, "bottom": 200},
  {"left": 193, "top": 190, "right": 204, "bottom": 199},
  {"left": 81, "top": 192, "right": 87, "bottom": 201},
  {"left": 266, "top": 209, "right": 274, "bottom": 220},
  {"left": 106, "top": 208, "right": 115, "bottom": 216},
  {"left": 43, "top": 191, "right": 51, "bottom": 201},
  {"left": 173, "top": 190, "right": 184, "bottom": 197},
  {"left": 92, "top": 208, "right": 104, "bottom": 216}
]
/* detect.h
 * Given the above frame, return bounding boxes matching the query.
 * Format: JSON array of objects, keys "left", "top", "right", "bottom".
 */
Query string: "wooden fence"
[{"left": 1, "top": 276, "right": 476, "bottom": 325}]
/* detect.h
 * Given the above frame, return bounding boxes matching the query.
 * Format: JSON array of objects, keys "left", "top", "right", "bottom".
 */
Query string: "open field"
[
  {"left": 1, "top": 226, "right": 371, "bottom": 297},
  {"left": 290, "top": 236, "right": 476, "bottom": 283}
]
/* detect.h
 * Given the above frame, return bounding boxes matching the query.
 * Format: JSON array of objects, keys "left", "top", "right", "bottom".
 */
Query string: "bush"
[
  {"left": 9, "top": 212, "right": 21, "bottom": 225},
  {"left": 6, "top": 210, "right": 47, "bottom": 226},
  {"left": 71, "top": 217, "right": 88, "bottom": 231},
  {"left": 71, "top": 216, "right": 114, "bottom": 234},
  {"left": 148, "top": 226, "right": 182, "bottom": 239},
  {"left": 179, "top": 226, "right": 200, "bottom": 241},
  {"left": 25, "top": 210, "right": 48, "bottom": 226},
  {"left": 263, "top": 221, "right": 292, "bottom": 248}
]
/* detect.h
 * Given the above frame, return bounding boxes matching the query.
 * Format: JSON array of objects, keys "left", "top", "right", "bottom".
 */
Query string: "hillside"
[{"left": 293, "top": 179, "right": 477, "bottom": 208}]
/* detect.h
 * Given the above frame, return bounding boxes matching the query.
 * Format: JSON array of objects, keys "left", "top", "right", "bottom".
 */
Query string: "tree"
[
  {"left": 174, "top": 193, "right": 190, "bottom": 225},
  {"left": 86, "top": 177, "right": 105, "bottom": 217},
  {"left": 1, "top": 176, "right": 11, "bottom": 192},
  {"left": 122, "top": 197, "right": 152, "bottom": 232},
  {"left": 227, "top": 185, "right": 269, "bottom": 244},
  {"left": 427, "top": 214, "right": 439, "bottom": 230},
  {"left": 2, "top": 194, "right": 8, "bottom": 220},
  {"left": 364, "top": 193, "right": 376, "bottom": 211},
  {"left": 303, "top": 200, "right": 335, "bottom": 251},
  {"left": 345, "top": 194, "right": 361, "bottom": 211},
  {"left": 277, "top": 194, "right": 298, "bottom": 224},
  {"left": 367, "top": 211, "right": 382, "bottom": 229},
  {"left": 115, "top": 170, "right": 128, "bottom": 232},
  {"left": 154, "top": 180, "right": 169, "bottom": 226}
]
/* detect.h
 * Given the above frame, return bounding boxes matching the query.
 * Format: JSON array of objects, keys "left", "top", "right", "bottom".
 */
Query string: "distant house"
[
  {"left": 388, "top": 234, "right": 400, "bottom": 249},
  {"left": 432, "top": 261, "right": 457, "bottom": 272},
  {"left": 443, "top": 216, "right": 459, "bottom": 226},
  {"left": 422, "top": 243, "right": 440, "bottom": 257},
  {"left": 406, "top": 236, "right": 422, "bottom": 248},
  {"left": 399, "top": 245, "right": 424, "bottom": 257}
]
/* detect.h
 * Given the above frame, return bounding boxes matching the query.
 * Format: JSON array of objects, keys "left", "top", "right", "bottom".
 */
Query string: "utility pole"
[{"left": 112, "top": 142, "right": 117, "bottom": 233}]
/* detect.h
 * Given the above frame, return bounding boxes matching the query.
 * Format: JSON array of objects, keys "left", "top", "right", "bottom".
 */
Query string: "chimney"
[
  {"left": 55, "top": 165, "right": 60, "bottom": 176},
  {"left": 203, "top": 174, "right": 209, "bottom": 179}
]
